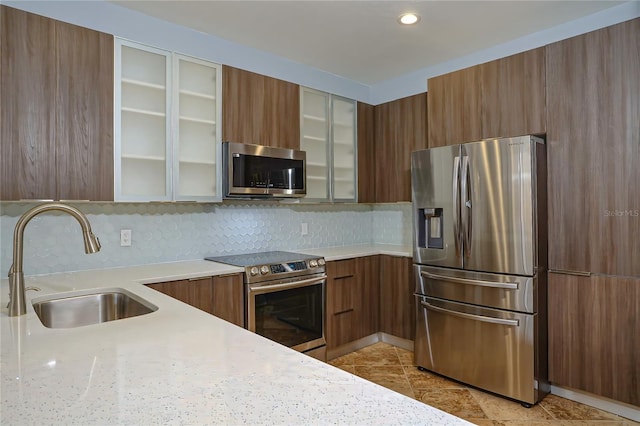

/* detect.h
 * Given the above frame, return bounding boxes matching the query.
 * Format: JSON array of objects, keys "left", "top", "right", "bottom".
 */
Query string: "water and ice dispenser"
[{"left": 418, "top": 208, "right": 444, "bottom": 249}]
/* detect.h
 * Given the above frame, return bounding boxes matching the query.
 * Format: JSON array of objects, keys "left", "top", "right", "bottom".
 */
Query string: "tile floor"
[{"left": 328, "top": 342, "right": 638, "bottom": 425}]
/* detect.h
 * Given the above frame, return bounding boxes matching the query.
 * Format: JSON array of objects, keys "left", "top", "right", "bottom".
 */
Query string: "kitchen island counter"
[{"left": 1, "top": 258, "right": 468, "bottom": 425}]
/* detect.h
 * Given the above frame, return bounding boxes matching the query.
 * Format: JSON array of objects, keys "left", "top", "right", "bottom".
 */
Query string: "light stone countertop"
[{"left": 1, "top": 245, "right": 468, "bottom": 425}]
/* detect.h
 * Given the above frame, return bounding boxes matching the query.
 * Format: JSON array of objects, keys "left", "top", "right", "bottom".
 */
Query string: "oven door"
[{"left": 247, "top": 275, "right": 326, "bottom": 352}]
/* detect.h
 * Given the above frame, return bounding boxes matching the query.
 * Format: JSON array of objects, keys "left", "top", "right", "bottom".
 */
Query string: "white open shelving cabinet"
[
  {"left": 300, "top": 87, "right": 357, "bottom": 202},
  {"left": 114, "top": 39, "right": 222, "bottom": 202}
]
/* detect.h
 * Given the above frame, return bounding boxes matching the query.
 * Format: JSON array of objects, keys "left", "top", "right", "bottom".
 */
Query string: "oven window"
[{"left": 253, "top": 284, "right": 323, "bottom": 348}]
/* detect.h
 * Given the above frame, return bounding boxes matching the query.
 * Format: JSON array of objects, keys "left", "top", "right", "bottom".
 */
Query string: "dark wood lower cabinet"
[
  {"left": 326, "top": 255, "right": 413, "bottom": 351},
  {"left": 146, "top": 273, "right": 244, "bottom": 328},
  {"left": 379, "top": 255, "right": 415, "bottom": 341},
  {"left": 548, "top": 272, "right": 640, "bottom": 406}
]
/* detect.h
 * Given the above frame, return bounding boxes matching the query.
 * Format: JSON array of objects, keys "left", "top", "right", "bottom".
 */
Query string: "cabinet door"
[
  {"left": 356, "top": 102, "right": 376, "bottom": 203},
  {"left": 0, "top": 6, "right": 56, "bottom": 201},
  {"left": 355, "top": 255, "right": 379, "bottom": 339},
  {"left": 115, "top": 40, "right": 172, "bottom": 201},
  {"left": 147, "top": 278, "right": 214, "bottom": 314},
  {"left": 300, "top": 87, "right": 330, "bottom": 200},
  {"left": 480, "top": 47, "right": 546, "bottom": 139},
  {"left": 212, "top": 273, "right": 244, "bottom": 327},
  {"left": 331, "top": 96, "right": 357, "bottom": 201},
  {"left": 375, "top": 93, "right": 428, "bottom": 202},
  {"left": 379, "top": 255, "right": 414, "bottom": 340},
  {"left": 222, "top": 66, "right": 300, "bottom": 149},
  {"left": 173, "top": 54, "right": 222, "bottom": 201},
  {"left": 427, "top": 67, "right": 481, "bottom": 148},
  {"left": 326, "top": 259, "right": 358, "bottom": 349},
  {"left": 546, "top": 19, "right": 640, "bottom": 276},
  {"left": 55, "top": 20, "right": 114, "bottom": 201},
  {"left": 548, "top": 272, "right": 640, "bottom": 406}
]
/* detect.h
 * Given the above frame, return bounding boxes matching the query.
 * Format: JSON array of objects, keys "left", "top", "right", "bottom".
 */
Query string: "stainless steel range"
[{"left": 205, "top": 251, "right": 327, "bottom": 360}]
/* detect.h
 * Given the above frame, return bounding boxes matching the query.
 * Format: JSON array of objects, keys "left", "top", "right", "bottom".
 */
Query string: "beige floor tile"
[
  {"left": 405, "top": 365, "right": 467, "bottom": 390},
  {"left": 467, "top": 420, "right": 506, "bottom": 426},
  {"left": 415, "top": 388, "right": 488, "bottom": 420},
  {"left": 472, "top": 422, "right": 625, "bottom": 426},
  {"left": 395, "top": 346, "right": 415, "bottom": 366},
  {"left": 327, "top": 352, "right": 356, "bottom": 368},
  {"left": 331, "top": 364, "right": 356, "bottom": 375},
  {"left": 350, "top": 342, "right": 402, "bottom": 366},
  {"left": 353, "top": 365, "right": 414, "bottom": 398},
  {"left": 539, "top": 394, "right": 621, "bottom": 421},
  {"left": 469, "top": 388, "right": 553, "bottom": 421}
]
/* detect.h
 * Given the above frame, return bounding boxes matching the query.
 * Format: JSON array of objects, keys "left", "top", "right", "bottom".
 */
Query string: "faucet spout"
[{"left": 7, "top": 203, "right": 101, "bottom": 317}]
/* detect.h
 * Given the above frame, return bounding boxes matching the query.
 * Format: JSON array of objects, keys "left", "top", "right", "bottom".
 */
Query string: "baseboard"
[
  {"left": 378, "top": 332, "right": 414, "bottom": 351},
  {"left": 550, "top": 385, "right": 640, "bottom": 422},
  {"left": 326, "top": 334, "right": 379, "bottom": 360}
]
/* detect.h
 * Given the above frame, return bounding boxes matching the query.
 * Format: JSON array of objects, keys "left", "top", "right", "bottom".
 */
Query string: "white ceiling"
[{"left": 111, "top": 1, "right": 625, "bottom": 85}]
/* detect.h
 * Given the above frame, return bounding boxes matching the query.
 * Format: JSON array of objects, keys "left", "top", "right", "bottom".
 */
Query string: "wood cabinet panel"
[
  {"left": 222, "top": 65, "right": 300, "bottom": 149},
  {"left": 356, "top": 255, "right": 379, "bottom": 339},
  {"left": 357, "top": 102, "right": 376, "bottom": 203},
  {"left": 375, "top": 93, "right": 428, "bottom": 202},
  {"left": 427, "top": 67, "right": 481, "bottom": 148},
  {"left": 146, "top": 274, "right": 244, "bottom": 327},
  {"left": 548, "top": 272, "right": 640, "bottom": 406},
  {"left": 481, "top": 47, "right": 546, "bottom": 138},
  {"left": 1, "top": 6, "right": 56, "bottom": 200},
  {"left": 212, "top": 274, "right": 244, "bottom": 327},
  {"left": 326, "top": 259, "right": 357, "bottom": 349},
  {"left": 55, "top": 21, "right": 114, "bottom": 201},
  {"left": 546, "top": 18, "right": 640, "bottom": 276},
  {"left": 0, "top": 6, "right": 114, "bottom": 201},
  {"left": 379, "top": 255, "right": 414, "bottom": 340}
]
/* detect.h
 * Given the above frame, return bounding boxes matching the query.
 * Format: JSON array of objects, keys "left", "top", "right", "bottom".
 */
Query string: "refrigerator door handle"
[
  {"left": 422, "top": 301, "right": 520, "bottom": 327},
  {"left": 420, "top": 270, "right": 519, "bottom": 289},
  {"left": 452, "top": 156, "right": 461, "bottom": 258},
  {"left": 460, "top": 155, "right": 472, "bottom": 258}
]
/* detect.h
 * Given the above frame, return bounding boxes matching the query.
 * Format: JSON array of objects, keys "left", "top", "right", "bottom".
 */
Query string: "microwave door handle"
[{"left": 452, "top": 156, "right": 461, "bottom": 258}]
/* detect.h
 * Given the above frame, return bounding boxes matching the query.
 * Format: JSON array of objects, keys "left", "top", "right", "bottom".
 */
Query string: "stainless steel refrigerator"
[{"left": 411, "top": 135, "right": 549, "bottom": 406}]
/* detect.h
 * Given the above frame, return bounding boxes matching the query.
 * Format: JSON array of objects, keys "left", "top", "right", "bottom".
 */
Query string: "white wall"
[
  {"left": 0, "top": 202, "right": 412, "bottom": 277},
  {"left": 2, "top": 0, "right": 638, "bottom": 104}
]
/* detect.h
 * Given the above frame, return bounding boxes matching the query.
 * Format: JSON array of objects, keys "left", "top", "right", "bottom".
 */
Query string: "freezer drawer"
[
  {"left": 414, "top": 295, "right": 546, "bottom": 405},
  {"left": 414, "top": 264, "right": 537, "bottom": 313}
]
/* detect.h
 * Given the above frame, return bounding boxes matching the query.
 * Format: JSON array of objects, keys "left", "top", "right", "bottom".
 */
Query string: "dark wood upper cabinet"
[
  {"left": 374, "top": 92, "right": 428, "bottom": 202},
  {"left": 548, "top": 272, "right": 640, "bottom": 406},
  {"left": 427, "top": 48, "right": 545, "bottom": 148},
  {"left": 481, "top": 47, "right": 546, "bottom": 139},
  {"left": 357, "top": 102, "right": 376, "bottom": 203},
  {"left": 0, "top": 6, "right": 114, "bottom": 201},
  {"left": 546, "top": 18, "right": 640, "bottom": 277},
  {"left": 1, "top": 7, "right": 57, "bottom": 200},
  {"left": 427, "top": 67, "right": 481, "bottom": 148},
  {"left": 55, "top": 21, "right": 114, "bottom": 201},
  {"left": 222, "top": 65, "right": 300, "bottom": 150}
]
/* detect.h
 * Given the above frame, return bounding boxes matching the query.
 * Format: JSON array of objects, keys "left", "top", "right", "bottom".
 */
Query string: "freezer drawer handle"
[
  {"left": 420, "top": 271, "right": 519, "bottom": 290},
  {"left": 422, "top": 301, "right": 519, "bottom": 327}
]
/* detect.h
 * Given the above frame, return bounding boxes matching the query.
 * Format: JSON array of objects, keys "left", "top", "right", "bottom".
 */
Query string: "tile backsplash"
[{"left": 0, "top": 202, "right": 412, "bottom": 276}]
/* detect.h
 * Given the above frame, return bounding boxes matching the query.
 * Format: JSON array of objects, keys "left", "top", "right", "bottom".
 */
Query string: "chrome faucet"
[{"left": 7, "top": 203, "right": 101, "bottom": 316}]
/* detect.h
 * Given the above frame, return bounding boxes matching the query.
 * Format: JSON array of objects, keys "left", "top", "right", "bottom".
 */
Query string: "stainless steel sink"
[{"left": 32, "top": 288, "right": 158, "bottom": 329}]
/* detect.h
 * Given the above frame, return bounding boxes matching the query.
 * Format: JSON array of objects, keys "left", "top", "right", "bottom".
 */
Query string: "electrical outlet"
[
  {"left": 301, "top": 223, "right": 308, "bottom": 236},
  {"left": 120, "top": 229, "right": 132, "bottom": 247}
]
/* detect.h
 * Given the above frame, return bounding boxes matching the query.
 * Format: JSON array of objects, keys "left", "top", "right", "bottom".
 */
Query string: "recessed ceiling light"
[{"left": 398, "top": 13, "right": 420, "bottom": 25}]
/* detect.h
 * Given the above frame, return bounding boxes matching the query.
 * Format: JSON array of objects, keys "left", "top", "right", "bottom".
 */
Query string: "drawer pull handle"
[
  {"left": 421, "top": 301, "right": 519, "bottom": 327},
  {"left": 421, "top": 271, "right": 518, "bottom": 290}
]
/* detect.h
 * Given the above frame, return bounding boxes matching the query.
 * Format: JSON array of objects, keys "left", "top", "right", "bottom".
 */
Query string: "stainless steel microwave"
[{"left": 222, "top": 142, "right": 306, "bottom": 199}]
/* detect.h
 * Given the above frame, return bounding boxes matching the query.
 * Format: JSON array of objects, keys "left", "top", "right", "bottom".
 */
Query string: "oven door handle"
[{"left": 248, "top": 276, "right": 326, "bottom": 295}]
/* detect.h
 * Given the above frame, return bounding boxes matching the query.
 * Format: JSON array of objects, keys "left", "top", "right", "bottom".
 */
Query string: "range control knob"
[
  {"left": 250, "top": 266, "right": 259, "bottom": 276},
  {"left": 318, "top": 258, "right": 326, "bottom": 266},
  {"left": 260, "top": 265, "right": 270, "bottom": 275},
  {"left": 309, "top": 259, "right": 318, "bottom": 268}
]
